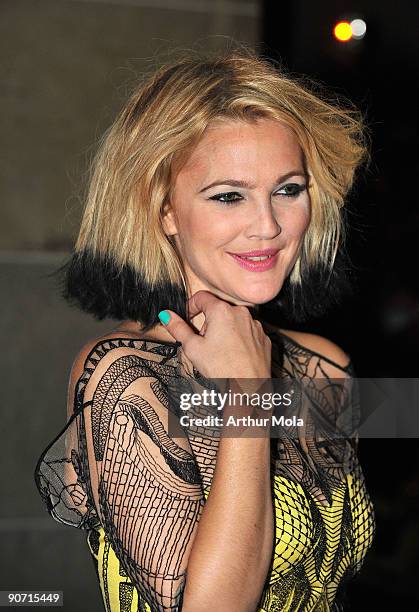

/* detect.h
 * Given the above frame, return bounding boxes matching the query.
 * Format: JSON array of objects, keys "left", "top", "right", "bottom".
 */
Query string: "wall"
[{"left": 0, "top": 2, "right": 259, "bottom": 608}]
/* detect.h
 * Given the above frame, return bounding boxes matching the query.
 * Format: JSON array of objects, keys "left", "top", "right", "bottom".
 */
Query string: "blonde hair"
[{"left": 64, "top": 45, "right": 369, "bottom": 325}]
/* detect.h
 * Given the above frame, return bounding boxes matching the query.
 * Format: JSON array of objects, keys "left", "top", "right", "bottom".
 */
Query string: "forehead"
[{"left": 179, "top": 118, "right": 303, "bottom": 178}]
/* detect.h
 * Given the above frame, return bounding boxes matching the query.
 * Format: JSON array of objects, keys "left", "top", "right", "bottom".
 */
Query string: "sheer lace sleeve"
[
  {"left": 35, "top": 345, "right": 206, "bottom": 611},
  {"left": 337, "top": 360, "right": 361, "bottom": 453},
  {"left": 34, "top": 399, "right": 100, "bottom": 531}
]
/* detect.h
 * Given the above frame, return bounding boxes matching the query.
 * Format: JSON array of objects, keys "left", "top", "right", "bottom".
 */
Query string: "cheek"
[
  {"left": 282, "top": 205, "right": 311, "bottom": 242},
  {"left": 177, "top": 210, "right": 234, "bottom": 257},
  {"left": 177, "top": 211, "right": 204, "bottom": 242},
  {"left": 187, "top": 211, "right": 235, "bottom": 246}
]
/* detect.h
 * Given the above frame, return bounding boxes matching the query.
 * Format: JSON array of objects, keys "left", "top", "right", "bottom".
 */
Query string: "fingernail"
[{"left": 158, "top": 310, "right": 171, "bottom": 325}]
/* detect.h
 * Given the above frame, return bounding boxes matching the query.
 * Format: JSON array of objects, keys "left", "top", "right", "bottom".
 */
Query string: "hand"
[{"left": 159, "top": 290, "right": 272, "bottom": 380}]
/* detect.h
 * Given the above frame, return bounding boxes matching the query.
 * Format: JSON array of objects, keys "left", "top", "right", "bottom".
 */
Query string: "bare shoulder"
[{"left": 276, "top": 327, "right": 351, "bottom": 372}]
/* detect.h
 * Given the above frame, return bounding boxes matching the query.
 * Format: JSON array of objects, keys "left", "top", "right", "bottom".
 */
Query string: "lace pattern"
[{"left": 34, "top": 330, "right": 376, "bottom": 611}]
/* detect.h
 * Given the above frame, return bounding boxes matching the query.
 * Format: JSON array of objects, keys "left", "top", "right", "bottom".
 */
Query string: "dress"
[{"left": 33, "top": 325, "right": 376, "bottom": 611}]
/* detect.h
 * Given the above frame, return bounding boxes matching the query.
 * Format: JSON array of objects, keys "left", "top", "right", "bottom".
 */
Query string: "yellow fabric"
[
  {"left": 34, "top": 331, "right": 376, "bottom": 611},
  {"left": 87, "top": 472, "right": 374, "bottom": 612}
]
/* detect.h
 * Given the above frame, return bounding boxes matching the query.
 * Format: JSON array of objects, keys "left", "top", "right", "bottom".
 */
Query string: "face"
[{"left": 162, "top": 117, "right": 311, "bottom": 308}]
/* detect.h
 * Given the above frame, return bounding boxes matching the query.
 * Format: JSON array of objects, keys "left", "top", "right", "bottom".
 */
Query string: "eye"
[
  {"left": 275, "top": 183, "right": 307, "bottom": 198},
  {"left": 208, "top": 183, "right": 308, "bottom": 206},
  {"left": 208, "top": 192, "right": 243, "bottom": 205}
]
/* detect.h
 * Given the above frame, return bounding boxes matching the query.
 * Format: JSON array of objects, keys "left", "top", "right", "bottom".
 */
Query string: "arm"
[
  {"left": 82, "top": 350, "right": 273, "bottom": 612},
  {"left": 288, "top": 331, "right": 360, "bottom": 451},
  {"left": 183, "top": 380, "right": 274, "bottom": 612},
  {"left": 82, "top": 351, "right": 203, "bottom": 611},
  {"left": 277, "top": 328, "right": 361, "bottom": 457}
]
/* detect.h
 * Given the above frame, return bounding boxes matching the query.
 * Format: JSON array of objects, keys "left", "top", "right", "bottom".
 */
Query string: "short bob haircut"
[{"left": 57, "top": 46, "right": 369, "bottom": 332}]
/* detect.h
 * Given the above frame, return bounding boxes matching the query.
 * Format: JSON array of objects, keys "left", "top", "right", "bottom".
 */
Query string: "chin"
[{"left": 236, "top": 287, "right": 282, "bottom": 306}]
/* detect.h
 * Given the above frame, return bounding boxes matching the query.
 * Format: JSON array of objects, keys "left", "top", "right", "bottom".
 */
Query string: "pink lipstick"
[{"left": 227, "top": 248, "right": 279, "bottom": 272}]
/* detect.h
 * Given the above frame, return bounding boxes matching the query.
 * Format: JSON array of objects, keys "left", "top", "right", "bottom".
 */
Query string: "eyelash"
[{"left": 208, "top": 183, "right": 308, "bottom": 205}]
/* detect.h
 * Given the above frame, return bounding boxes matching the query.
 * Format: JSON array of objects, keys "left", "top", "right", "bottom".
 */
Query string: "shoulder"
[
  {"left": 276, "top": 327, "right": 351, "bottom": 373},
  {"left": 66, "top": 331, "right": 149, "bottom": 419},
  {"left": 67, "top": 331, "right": 197, "bottom": 482},
  {"left": 68, "top": 331, "right": 139, "bottom": 386}
]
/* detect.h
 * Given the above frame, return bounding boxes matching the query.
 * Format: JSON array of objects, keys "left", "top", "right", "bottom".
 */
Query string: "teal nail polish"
[{"left": 158, "top": 310, "right": 171, "bottom": 325}]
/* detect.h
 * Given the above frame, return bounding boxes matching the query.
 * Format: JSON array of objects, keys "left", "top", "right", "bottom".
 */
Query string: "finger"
[
  {"left": 158, "top": 309, "right": 199, "bottom": 345},
  {"left": 186, "top": 290, "right": 225, "bottom": 320}
]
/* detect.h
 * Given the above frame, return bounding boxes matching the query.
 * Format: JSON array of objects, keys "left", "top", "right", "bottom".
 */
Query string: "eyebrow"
[{"left": 198, "top": 170, "right": 309, "bottom": 193}]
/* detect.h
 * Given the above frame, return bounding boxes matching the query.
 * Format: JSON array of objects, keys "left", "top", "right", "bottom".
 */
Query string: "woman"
[{"left": 34, "top": 48, "right": 376, "bottom": 611}]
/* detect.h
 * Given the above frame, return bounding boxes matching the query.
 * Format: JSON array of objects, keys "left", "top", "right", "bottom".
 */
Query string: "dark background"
[
  {"left": 1, "top": 0, "right": 417, "bottom": 609},
  {"left": 262, "top": 0, "right": 419, "bottom": 607}
]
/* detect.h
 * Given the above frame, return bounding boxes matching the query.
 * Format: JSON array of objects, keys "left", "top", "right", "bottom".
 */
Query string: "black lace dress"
[{"left": 34, "top": 325, "right": 376, "bottom": 611}]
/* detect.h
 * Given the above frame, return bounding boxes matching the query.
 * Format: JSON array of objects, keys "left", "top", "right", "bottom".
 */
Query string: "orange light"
[{"left": 333, "top": 21, "right": 353, "bottom": 42}]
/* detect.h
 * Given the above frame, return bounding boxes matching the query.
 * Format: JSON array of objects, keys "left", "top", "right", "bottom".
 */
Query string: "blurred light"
[
  {"left": 350, "top": 18, "right": 367, "bottom": 39},
  {"left": 333, "top": 21, "right": 352, "bottom": 42}
]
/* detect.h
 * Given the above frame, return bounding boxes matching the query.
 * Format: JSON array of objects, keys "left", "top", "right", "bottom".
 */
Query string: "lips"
[
  {"left": 228, "top": 248, "right": 280, "bottom": 257},
  {"left": 228, "top": 251, "right": 279, "bottom": 271}
]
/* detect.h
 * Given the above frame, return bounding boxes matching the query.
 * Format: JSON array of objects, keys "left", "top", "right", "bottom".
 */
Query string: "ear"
[{"left": 161, "top": 200, "right": 178, "bottom": 237}]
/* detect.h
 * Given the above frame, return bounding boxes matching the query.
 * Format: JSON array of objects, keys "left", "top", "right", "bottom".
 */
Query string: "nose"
[{"left": 246, "top": 197, "right": 282, "bottom": 240}]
